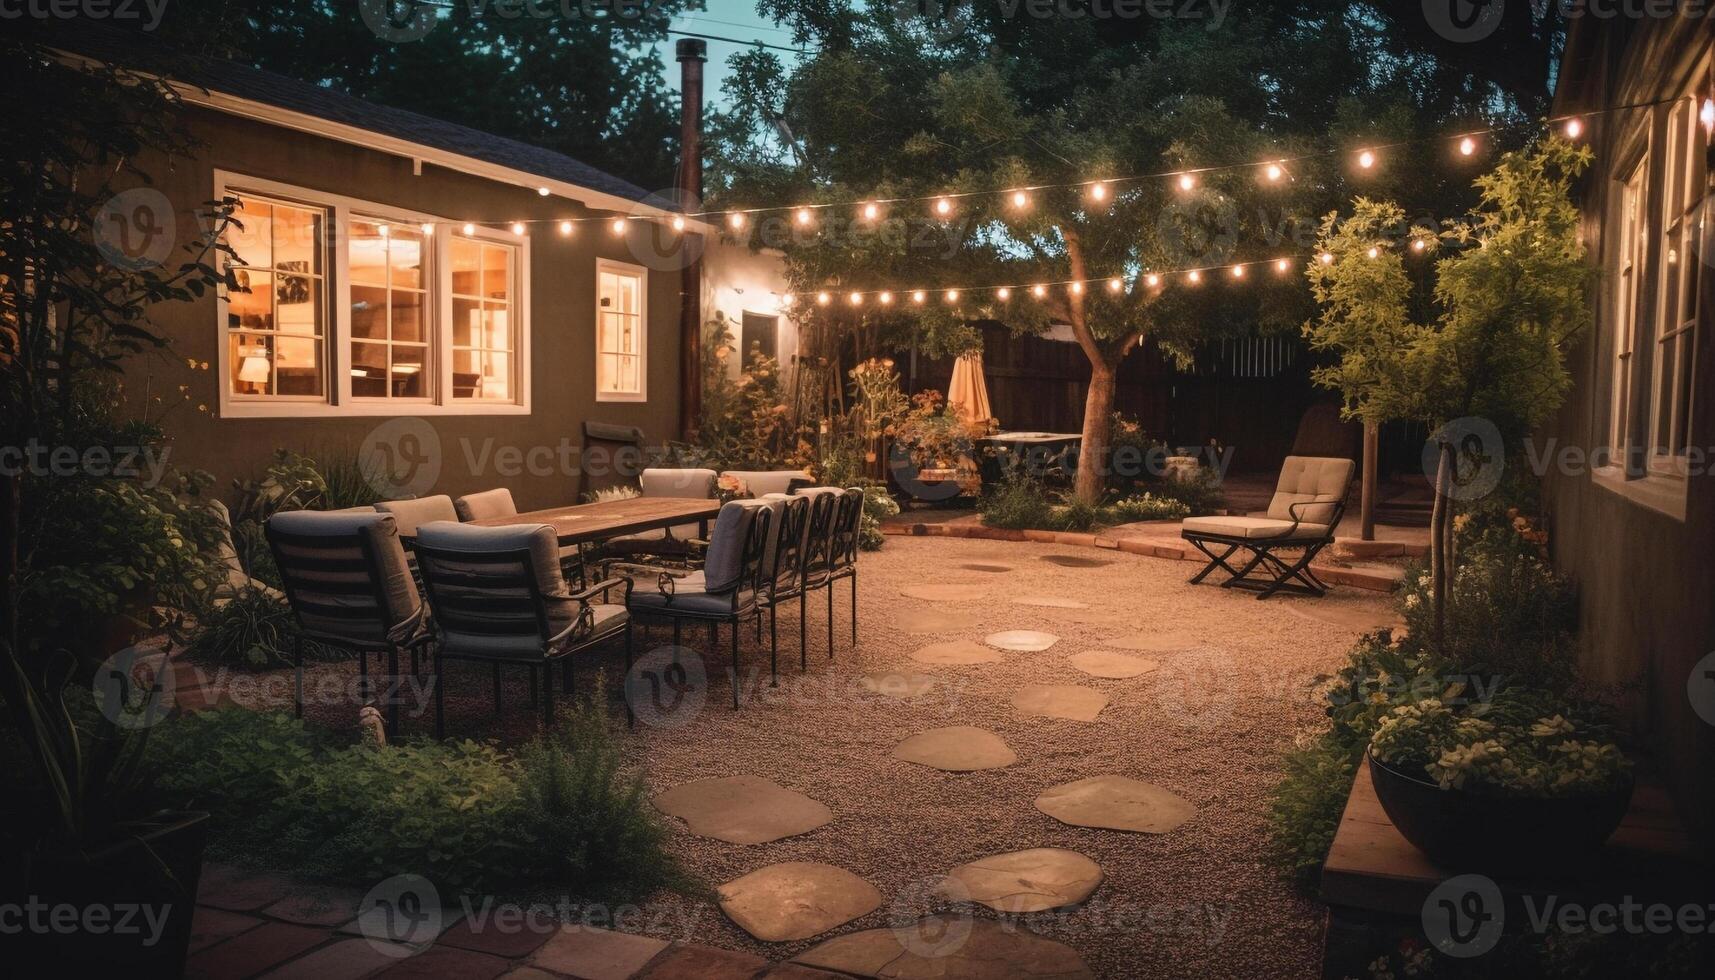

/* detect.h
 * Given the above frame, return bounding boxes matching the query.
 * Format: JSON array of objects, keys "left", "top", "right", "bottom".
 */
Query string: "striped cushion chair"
[{"left": 265, "top": 510, "right": 433, "bottom": 732}]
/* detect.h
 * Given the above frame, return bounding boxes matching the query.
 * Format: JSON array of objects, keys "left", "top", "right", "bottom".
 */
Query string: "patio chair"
[
  {"left": 265, "top": 510, "right": 434, "bottom": 733},
  {"left": 778, "top": 488, "right": 845, "bottom": 660},
  {"left": 412, "top": 521, "right": 634, "bottom": 734},
  {"left": 721, "top": 469, "right": 813, "bottom": 497},
  {"left": 810, "top": 487, "right": 865, "bottom": 650},
  {"left": 603, "top": 467, "right": 718, "bottom": 559},
  {"left": 1180, "top": 456, "right": 1355, "bottom": 599},
  {"left": 454, "top": 488, "right": 517, "bottom": 522},
  {"left": 617, "top": 500, "right": 773, "bottom": 709},
  {"left": 753, "top": 493, "right": 825, "bottom": 678},
  {"left": 374, "top": 495, "right": 458, "bottom": 539}
]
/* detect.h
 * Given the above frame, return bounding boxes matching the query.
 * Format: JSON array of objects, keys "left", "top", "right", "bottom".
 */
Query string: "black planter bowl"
[{"left": 1367, "top": 751, "right": 1634, "bottom": 874}]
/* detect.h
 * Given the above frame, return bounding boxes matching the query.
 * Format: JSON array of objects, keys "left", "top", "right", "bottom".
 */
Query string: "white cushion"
[
  {"left": 454, "top": 488, "right": 517, "bottom": 522},
  {"left": 1266, "top": 456, "right": 1355, "bottom": 526},
  {"left": 721, "top": 470, "right": 808, "bottom": 497},
  {"left": 640, "top": 468, "right": 718, "bottom": 498},
  {"left": 1182, "top": 516, "right": 1331, "bottom": 540},
  {"left": 374, "top": 495, "right": 458, "bottom": 536}
]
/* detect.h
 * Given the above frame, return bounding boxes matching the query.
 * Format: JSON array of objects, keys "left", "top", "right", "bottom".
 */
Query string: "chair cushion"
[
  {"left": 439, "top": 603, "right": 627, "bottom": 660},
  {"left": 702, "top": 500, "right": 767, "bottom": 593},
  {"left": 1266, "top": 456, "right": 1354, "bottom": 526},
  {"left": 454, "top": 488, "right": 517, "bottom": 522},
  {"left": 1182, "top": 516, "right": 1331, "bottom": 540},
  {"left": 375, "top": 495, "right": 459, "bottom": 536},
  {"left": 640, "top": 468, "right": 718, "bottom": 499},
  {"left": 267, "top": 509, "right": 422, "bottom": 640},
  {"left": 628, "top": 570, "right": 755, "bottom": 616},
  {"left": 721, "top": 470, "right": 809, "bottom": 497},
  {"left": 415, "top": 521, "right": 568, "bottom": 595}
]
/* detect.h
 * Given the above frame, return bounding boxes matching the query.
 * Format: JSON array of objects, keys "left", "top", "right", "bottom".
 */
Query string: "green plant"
[
  {"left": 583, "top": 484, "right": 642, "bottom": 504},
  {"left": 689, "top": 313, "right": 815, "bottom": 471},
  {"left": 1108, "top": 493, "right": 1191, "bottom": 523},
  {"left": 184, "top": 588, "right": 330, "bottom": 669},
  {"left": 1146, "top": 465, "right": 1225, "bottom": 516},
  {"left": 1369, "top": 694, "right": 1630, "bottom": 796},
  {"left": 232, "top": 449, "right": 364, "bottom": 522},
  {"left": 979, "top": 470, "right": 1054, "bottom": 530},
  {"left": 1264, "top": 735, "right": 1359, "bottom": 886},
  {"left": 148, "top": 706, "right": 323, "bottom": 826}
]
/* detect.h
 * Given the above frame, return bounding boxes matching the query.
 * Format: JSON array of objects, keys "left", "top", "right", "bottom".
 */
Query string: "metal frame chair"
[
  {"left": 412, "top": 521, "right": 633, "bottom": 734},
  {"left": 752, "top": 493, "right": 824, "bottom": 678},
  {"left": 803, "top": 487, "right": 863, "bottom": 651},
  {"left": 1180, "top": 457, "right": 1355, "bottom": 600},
  {"left": 266, "top": 510, "right": 434, "bottom": 734}
]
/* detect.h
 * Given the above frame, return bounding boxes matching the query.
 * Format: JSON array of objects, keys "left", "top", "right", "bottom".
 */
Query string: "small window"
[
  {"left": 596, "top": 261, "right": 646, "bottom": 401},
  {"left": 1647, "top": 95, "right": 1705, "bottom": 468},
  {"left": 225, "top": 195, "right": 327, "bottom": 399},
  {"left": 1607, "top": 157, "right": 1646, "bottom": 462},
  {"left": 350, "top": 219, "right": 429, "bottom": 399},
  {"left": 451, "top": 236, "right": 518, "bottom": 401}
]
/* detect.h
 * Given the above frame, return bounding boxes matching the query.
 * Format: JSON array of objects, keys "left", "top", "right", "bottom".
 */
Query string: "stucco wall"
[{"left": 123, "top": 106, "right": 687, "bottom": 512}]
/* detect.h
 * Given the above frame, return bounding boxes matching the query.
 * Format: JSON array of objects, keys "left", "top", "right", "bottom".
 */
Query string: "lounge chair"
[{"left": 1180, "top": 456, "right": 1355, "bottom": 600}]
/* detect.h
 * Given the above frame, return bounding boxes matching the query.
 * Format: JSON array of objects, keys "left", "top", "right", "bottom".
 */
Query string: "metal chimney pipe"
[{"left": 676, "top": 38, "right": 707, "bottom": 438}]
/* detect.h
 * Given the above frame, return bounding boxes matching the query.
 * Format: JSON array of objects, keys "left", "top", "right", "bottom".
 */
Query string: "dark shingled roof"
[{"left": 40, "top": 22, "right": 658, "bottom": 206}]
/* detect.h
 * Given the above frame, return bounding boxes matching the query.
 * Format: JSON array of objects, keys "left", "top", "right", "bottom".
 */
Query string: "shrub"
[
  {"left": 147, "top": 702, "right": 687, "bottom": 898},
  {"left": 1108, "top": 493, "right": 1190, "bottom": 523},
  {"left": 184, "top": 588, "right": 334, "bottom": 669},
  {"left": 1147, "top": 464, "right": 1225, "bottom": 516},
  {"left": 1264, "top": 736, "right": 1359, "bottom": 887},
  {"left": 1370, "top": 693, "right": 1629, "bottom": 796},
  {"left": 857, "top": 486, "right": 899, "bottom": 551},
  {"left": 979, "top": 471, "right": 1053, "bottom": 529}
]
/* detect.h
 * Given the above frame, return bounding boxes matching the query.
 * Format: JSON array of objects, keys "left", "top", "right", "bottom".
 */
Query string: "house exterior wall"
[
  {"left": 125, "top": 106, "right": 689, "bottom": 511},
  {"left": 1549, "top": 16, "right": 1713, "bottom": 847},
  {"left": 700, "top": 238, "right": 796, "bottom": 380}
]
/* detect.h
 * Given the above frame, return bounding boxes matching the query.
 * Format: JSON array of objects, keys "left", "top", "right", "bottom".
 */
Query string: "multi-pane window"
[
  {"left": 1648, "top": 95, "right": 1706, "bottom": 466},
  {"left": 451, "top": 237, "right": 517, "bottom": 401},
  {"left": 597, "top": 262, "right": 645, "bottom": 400},
  {"left": 350, "top": 219, "right": 428, "bottom": 399},
  {"left": 225, "top": 195, "right": 326, "bottom": 398},
  {"left": 1608, "top": 158, "right": 1646, "bottom": 462}
]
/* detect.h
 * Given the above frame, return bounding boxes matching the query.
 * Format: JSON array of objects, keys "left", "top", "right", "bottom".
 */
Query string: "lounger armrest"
[
  {"left": 1286, "top": 500, "right": 1342, "bottom": 538},
  {"left": 545, "top": 604, "right": 598, "bottom": 647}
]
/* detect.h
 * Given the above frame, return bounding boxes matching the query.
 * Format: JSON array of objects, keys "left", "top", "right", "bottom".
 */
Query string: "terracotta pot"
[{"left": 1367, "top": 751, "right": 1632, "bottom": 874}]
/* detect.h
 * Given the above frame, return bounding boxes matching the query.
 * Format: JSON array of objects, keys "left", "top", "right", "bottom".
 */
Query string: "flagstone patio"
[{"left": 187, "top": 533, "right": 1403, "bottom": 979}]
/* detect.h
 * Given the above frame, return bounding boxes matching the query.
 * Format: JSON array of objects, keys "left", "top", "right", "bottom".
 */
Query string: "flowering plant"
[
  {"left": 1370, "top": 695, "right": 1630, "bottom": 797},
  {"left": 715, "top": 473, "right": 750, "bottom": 502}
]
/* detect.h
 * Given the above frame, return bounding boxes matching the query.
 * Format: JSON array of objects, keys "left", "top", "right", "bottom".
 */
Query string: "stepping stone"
[
  {"left": 1101, "top": 630, "right": 1200, "bottom": 652},
  {"left": 939, "top": 848, "right": 1104, "bottom": 913},
  {"left": 986, "top": 630, "right": 1059, "bottom": 652},
  {"left": 1035, "top": 775, "right": 1196, "bottom": 834},
  {"left": 1012, "top": 595, "right": 1089, "bottom": 609},
  {"left": 653, "top": 776, "right": 832, "bottom": 845},
  {"left": 896, "top": 607, "right": 980, "bottom": 634},
  {"left": 892, "top": 726, "right": 1016, "bottom": 771},
  {"left": 717, "top": 862, "right": 883, "bottom": 942},
  {"left": 1040, "top": 554, "right": 1113, "bottom": 568},
  {"left": 531, "top": 926, "right": 669, "bottom": 980},
  {"left": 960, "top": 562, "right": 1015, "bottom": 573},
  {"left": 1012, "top": 684, "right": 1108, "bottom": 722},
  {"left": 909, "top": 639, "right": 1002, "bottom": 665},
  {"left": 1066, "top": 651, "right": 1159, "bottom": 679},
  {"left": 794, "top": 916, "right": 1094, "bottom": 980},
  {"left": 901, "top": 583, "right": 992, "bottom": 602},
  {"left": 858, "top": 670, "right": 937, "bottom": 699}
]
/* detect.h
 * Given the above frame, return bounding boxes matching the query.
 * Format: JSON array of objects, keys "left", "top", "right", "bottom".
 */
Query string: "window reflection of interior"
[
  {"left": 1648, "top": 94, "right": 1705, "bottom": 470},
  {"left": 226, "top": 196, "right": 325, "bottom": 397},
  {"left": 451, "top": 236, "right": 515, "bottom": 400},
  {"left": 598, "top": 267, "right": 643, "bottom": 396},
  {"left": 350, "top": 219, "right": 428, "bottom": 399}
]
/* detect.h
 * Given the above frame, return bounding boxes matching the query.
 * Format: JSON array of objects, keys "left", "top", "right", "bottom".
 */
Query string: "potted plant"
[
  {"left": 1366, "top": 693, "right": 1633, "bottom": 873},
  {"left": 2, "top": 642, "right": 211, "bottom": 977}
]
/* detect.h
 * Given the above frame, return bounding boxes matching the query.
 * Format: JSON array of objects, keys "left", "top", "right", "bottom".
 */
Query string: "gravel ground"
[{"left": 279, "top": 535, "right": 1400, "bottom": 979}]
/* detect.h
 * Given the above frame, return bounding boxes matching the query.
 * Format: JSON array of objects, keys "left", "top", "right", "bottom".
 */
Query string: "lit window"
[
  {"left": 1648, "top": 94, "right": 1705, "bottom": 468},
  {"left": 1607, "top": 157, "right": 1646, "bottom": 462},
  {"left": 596, "top": 260, "right": 646, "bottom": 400},
  {"left": 451, "top": 236, "right": 517, "bottom": 401},
  {"left": 350, "top": 219, "right": 429, "bottom": 399},
  {"left": 225, "top": 195, "right": 326, "bottom": 398}
]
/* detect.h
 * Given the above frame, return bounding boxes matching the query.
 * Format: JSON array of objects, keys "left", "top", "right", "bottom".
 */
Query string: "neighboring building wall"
[
  {"left": 1549, "top": 17, "right": 1713, "bottom": 847},
  {"left": 123, "top": 106, "right": 684, "bottom": 511},
  {"left": 700, "top": 238, "right": 796, "bottom": 380}
]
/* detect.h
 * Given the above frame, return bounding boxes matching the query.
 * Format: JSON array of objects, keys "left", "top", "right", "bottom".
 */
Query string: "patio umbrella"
[{"left": 946, "top": 349, "right": 992, "bottom": 428}]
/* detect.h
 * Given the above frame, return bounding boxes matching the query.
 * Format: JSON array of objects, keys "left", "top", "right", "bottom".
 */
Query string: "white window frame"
[
  {"left": 594, "top": 257, "right": 648, "bottom": 403},
  {"left": 214, "top": 171, "right": 531, "bottom": 418},
  {"left": 348, "top": 215, "right": 434, "bottom": 405},
  {"left": 1645, "top": 93, "right": 1703, "bottom": 476}
]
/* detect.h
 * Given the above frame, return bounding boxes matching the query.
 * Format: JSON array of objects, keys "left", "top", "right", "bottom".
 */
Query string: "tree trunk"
[
  {"left": 1429, "top": 440, "right": 1454, "bottom": 652},
  {"left": 1360, "top": 421, "right": 1378, "bottom": 541},
  {"left": 1074, "top": 363, "right": 1117, "bottom": 505}
]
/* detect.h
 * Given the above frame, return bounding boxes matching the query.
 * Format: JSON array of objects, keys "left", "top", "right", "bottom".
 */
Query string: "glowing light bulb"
[
  {"left": 559, "top": 220, "right": 573, "bottom": 235},
  {"left": 611, "top": 218, "right": 627, "bottom": 235},
  {"left": 1069, "top": 281, "right": 1084, "bottom": 295},
  {"left": 1563, "top": 117, "right": 1583, "bottom": 139},
  {"left": 1275, "top": 258, "right": 1290, "bottom": 272},
  {"left": 911, "top": 290, "right": 926, "bottom": 304},
  {"left": 1031, "top": 284, "right": 1047, "bottom": 298},
  {"left": 1089, "top": 182, "right": 1108, "bottom": 201},
  {"left": 1187, "top": 270, "right": 1202, "bottom": 284},
  {"left": 1177, "top": 173, "right": 1196, "bottom": 192},
  {"left": 934, "top": 197, "right": 952, "bottom": 216},
  {"left": 848, "top": 291, "right": 863, "bottom": 306},
  {"left": 537, "top": 186, "right": 550, "bottom": 197},
  {"left": 671, "top": 216, "right": 685, "bottom": 232},
  {"left": 1145, "top": 273, "right": 1160, "bottom": 287},
  {"left": 462, "top": 222, "right": 476, "bottom": 235},
  {"left": 1011, "top": 190, "right": 1029, "bottom": 208},
  {"left": 1265, "top": 163, "right": 1283, "bottom": 182},
  {"left": 420, "top": 222, "right": 434, "bottom": 235},
  {"left": 511, "top": 222, "right": 526, "bottom": 235},
  {"left": 1230, "top": 264, "right": 1245, "bottom": 278},
  {"left": 816, "top": 291, "right": 831, "bottom": 306},
  {"left": 1358, "top": 150, "right": 1376, "bottom": 169},
  {"left": 944, "top": 289, "right": 959, "bottom": 302},
  {"left": 996, "top": 287, "right": 1011, "bottom": 300},
  {"left": 728, "top": 212, "right": 746, "bottom": 229},
  {"left": 879, "top": 291, "right": 894, "bottom": 305},
  {"left": 1318, "top": 252, "right": 1334, "bottom": 265},
  {"left": 377, "top": 223, "right": 390, "bottom": 237},
  {"left": 1459, "top": 137, "right": 1477, "bottom": 156},
  {"left": 1367, "top": 246, "right": 1380, "bottom": 259},
  {"left": 862, "top": 202, "right": 879, "bottom": 221},
  {"left": 1107, "top": 277, "right": 1123, "bottom": 292},
  {"left": 1702, "top": 98, "right": 1715, "bottom": 136},
  {"left": 781, "top": 293, "right": 795, "bottom": 306},
  {"left": 795, "top": 207, "right": 813, "bottom": 226},
  {"left": 1412, "top": 239, "right": 1426, "bottom": 252}
]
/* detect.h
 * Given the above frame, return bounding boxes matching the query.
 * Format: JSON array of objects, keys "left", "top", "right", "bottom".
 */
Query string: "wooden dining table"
[{"left": 469, "top": 495, "right": 724, "bottom": 546}]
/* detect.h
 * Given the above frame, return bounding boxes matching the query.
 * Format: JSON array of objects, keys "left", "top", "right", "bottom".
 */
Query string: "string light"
[
  {"left": 611, "top": 218, "right": 627, "bottom": 235},
  {"left": 1264, "top": 163, "right": 1283, "bottom": 182},
  {"left": 944, "top": 289, "right": 960, "bottom": 302},
  {"left": 1700, "top": 97, "right": 1714, "bottom": 137},
  {"left": 1177, "top": 173, "right": 1196, "bottom": 192},
  {"left": 879, "top": 291, "right": 894, "bottom": 304},
  {"left": 1010, "top": 190, "right": 1029, "bottom": 208},
  {"left": 1563, "top": 117, "right": 1583, "bottom": 139},
  {"left": 462, "top": 222, "right": 476, "bottom": 235},
  {"left": 1367, "top": 246, "right": 1380, "bottom": 258},
  {"left": 728, "top": 212, "right": 746, "bottom": 230},
  {"left": 1089, "top": 182, "right": 1108, "bottom": 201},
  {"left": 1230, "top": 264, "right": 1245, "bottom": 278},
  {"left": 816, "top": 291, "right": 831, "bottom": 306},
  {"left": 781, "top": 293, "right": 795, "bottom": 306},
  {"left": 934, "top": 197, "right": 953, "bottom": 216},
  {"left": 1187, "top": 270, "right": 1202, "bottom": 284},
  {"left": 1031, "top": 284, "right": 1047, "bottom": 298},
  {"left": 559, "top": 220, "right": 573, "bottom": 235},
  {"left": 1358, "top": 150, "right": 1376, "bottom": 169},
  {"left": 671, "top": 216, "right": 685, "bottom": 232},
  {"left": 996, "top": 286, "right": 1011, "bottom": 300},
  {"left": 1318, "top": 252, "right": 1334, "bottom": 265},
  {"left": 912, "top": 289, "right": 926, "bottom": 304},
  {"left": 848, "top": 291, "right": 863, "bottom": 305},
  {"left": 1145, "top": 273, "right": 1160, "bottom": 287},
  {"left": 1275, "top": 258, "right": 1290, "bottom": 272},
  {"left": 510, "top": 222, "right": 526, "bottom": 235},
  {"left": 862, "top": 202, "right": 880, "bottom": 221},
  {"left": 1107, "top": 277, "right": 1123, "bottom": 292},
  {"left": 1069, "top": 281, "right": 1084, "bottom": 295},
  {"left": 795, "top": 207, "right": 813, "bottom": 226},
  {"left": 1459, "top": 137, "right": 1477, "bottom": 156},
  {"left": 419, "top": 223, "right": 434, "bottom": 235}
]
